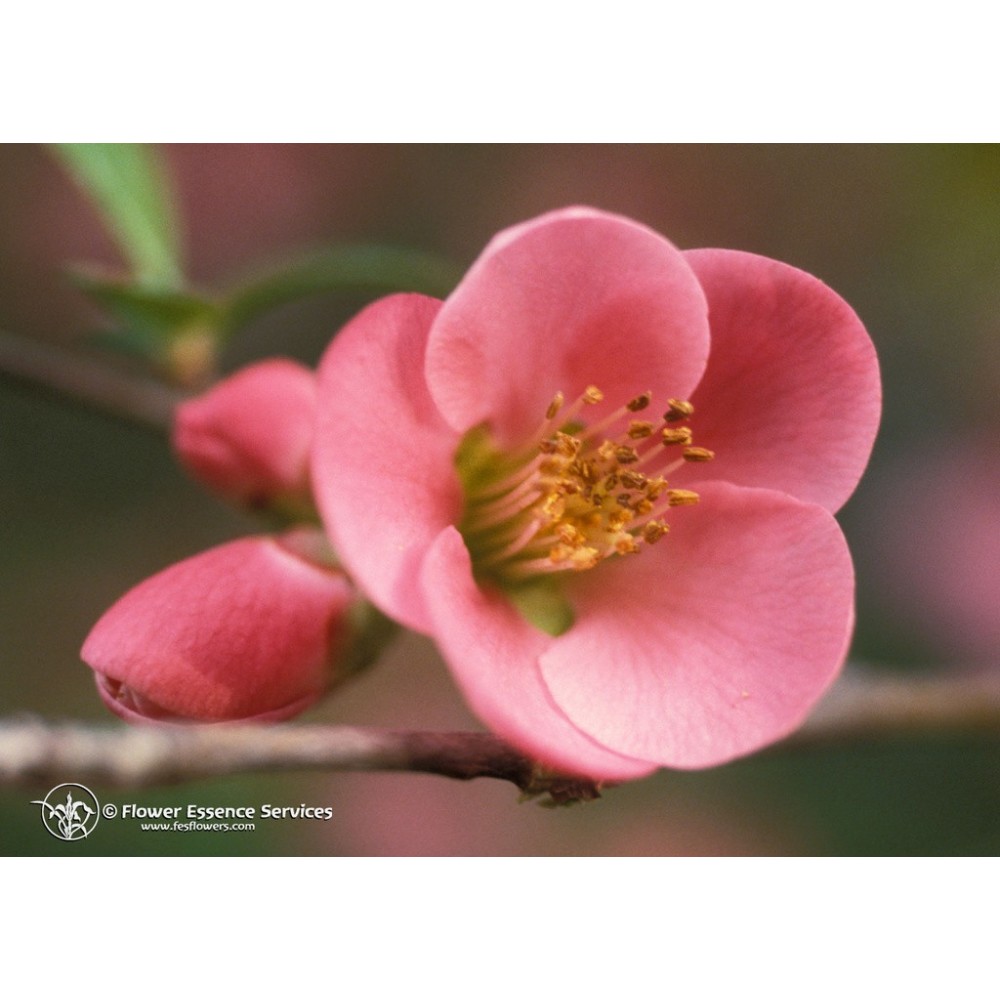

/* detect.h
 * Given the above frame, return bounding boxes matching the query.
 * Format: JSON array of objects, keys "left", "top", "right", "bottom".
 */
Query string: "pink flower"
[
  {"left": 312, "top": 207, "right": 880, "bottom": 779},
  {"left": 173, "top": 358, "right": 316, "bottom": 514},
  {"left": 82, "top": 534, "right": 355, "bottom": 722}
]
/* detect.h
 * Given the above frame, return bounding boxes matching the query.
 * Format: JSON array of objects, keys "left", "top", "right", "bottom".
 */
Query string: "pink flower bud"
[
  {"left": 82, "top": 535, "right": 355, "bottom": 723},
  {"left": 172, "top": 358, "right": 316, "bottom": 513}
]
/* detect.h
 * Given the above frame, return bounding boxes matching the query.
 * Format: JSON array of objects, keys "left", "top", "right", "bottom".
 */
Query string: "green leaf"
[
  {"left": 221, "top": 244, "right": 463, "bottom": 334},
  {"left": 52, "top": 144, "right": 182, "bottom": 289},
  {"left": 74, "top": 271, "right": 221, "bottom": 382},
  {"left": 74, "top": 271, "right": 217, "bottom": 336}
]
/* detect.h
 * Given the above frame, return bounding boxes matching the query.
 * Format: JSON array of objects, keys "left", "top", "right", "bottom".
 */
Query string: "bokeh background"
[{"left": 1, "top": 144, "right": 997, "bottom": 855}]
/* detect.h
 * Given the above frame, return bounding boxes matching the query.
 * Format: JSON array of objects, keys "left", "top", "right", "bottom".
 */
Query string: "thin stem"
[{"left": 0, "top": 329, "right": 181, "bottom": 432}]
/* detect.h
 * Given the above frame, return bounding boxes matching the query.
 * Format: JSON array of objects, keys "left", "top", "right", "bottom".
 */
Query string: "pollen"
[{"left": 456, "top": 386, "right": 714, "bottom": 585}]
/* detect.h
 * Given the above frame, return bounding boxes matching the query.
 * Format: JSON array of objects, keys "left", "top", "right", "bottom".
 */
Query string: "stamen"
[
  {"left": 477, "top": 518, "right": 546, "bottom": 567},
  {"left": 666, "top": 489, "right": 700, "bottom": 507},
  {"left": 627, "top": 420, "right": 655, "bottom": 439},
  {"left": 458, "top": 384, "right": 711, "bottom": 586},
  {"left": 664, "top": 399, "right": 695, "bottom": 422},
  {"left": 661, "top": 427, "right": 693, "bottom": 446},
  {"left": 642, "top": 521, "right": 670, "bottom": 544}
]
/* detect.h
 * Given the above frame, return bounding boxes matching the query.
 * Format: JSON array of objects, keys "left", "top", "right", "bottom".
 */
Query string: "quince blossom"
[{"left": 312, "top": 207, "right": 880, "bottom": 779}]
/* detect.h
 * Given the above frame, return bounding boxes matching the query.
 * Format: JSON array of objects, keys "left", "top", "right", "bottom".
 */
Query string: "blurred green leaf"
[
  {"left": 221, "top": 244, "right": 463, "bottom": 334},
  {"left": 74, "top": 271, "right": 221, "bottom": 383},
  {"left": 75, "top": 271, "right": 218, "bottom": 335},
  {"left": 52, "top": 144, "right": 182, "bottom": 289}
]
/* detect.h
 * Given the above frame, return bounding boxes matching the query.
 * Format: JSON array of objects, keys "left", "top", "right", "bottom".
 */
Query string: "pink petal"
[
  {"left": 82, "top": 537, "right": 355, "bottom": 722},
  {"left": 426, "top": 207, "right": 710, "bottom": 446},
  {"left": 539, "top": 482, "right": 855, "bottom": 769},
  {"left": 173, "top": 358, "right": 316, "bottom": 509},
  {"left": 420, "top": 526, "right": 656, "bottom": 781},
  {"left": 313, "top": 294, "right": 462, "bottom": 632},
  {"left": 685, "top": 249, "right": 881, "bottom": 513}
]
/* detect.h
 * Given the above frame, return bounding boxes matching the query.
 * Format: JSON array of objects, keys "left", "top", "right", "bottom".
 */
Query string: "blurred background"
[{"left": 1, "top": 144, "right": 998, "bottom": 855}]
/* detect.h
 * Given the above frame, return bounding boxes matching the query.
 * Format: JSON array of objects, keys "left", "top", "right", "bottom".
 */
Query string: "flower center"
[{"left": 456, "top": 386, "right": 714, "bottom": 588}]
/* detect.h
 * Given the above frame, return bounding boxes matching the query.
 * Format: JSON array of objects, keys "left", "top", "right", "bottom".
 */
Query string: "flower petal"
[
  {"left": 426, "top": 207, "right": 710, "bottom": 446},
  {"left": 539, "top": 482, "right": 855, "bottom": 769},
  {"left": 421, "top": 526, "right": 656, "bottom": 781},
  {"left": 173, "top": 358, "right": 316, "bottom": 510},
  {"left": 313, "top": 294, "right": 461, "bottom": 632},
  {"left": 685, "top": 249, "right": 881, "bottom": 512},
  {"left": 82, "top": 537, "right": 355, "bottom": 722}
]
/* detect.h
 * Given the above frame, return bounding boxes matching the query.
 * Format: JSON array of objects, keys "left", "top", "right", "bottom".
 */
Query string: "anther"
[
  {"left": 682, "top": 446, "right": 715, "bottom": 463},
  {"left": 627, "top": 420, "right": 655, "bottom": 439},
  {"left": 667, "top": 489, "right": 701, "bottom": 507},
  {"left": 661, "top": 427, "right": 693, "bottom": 446},
  {"left": 642, "top": 521, "right": 670, "bottom": 544},
  {"left": 646, "top": 477, "right": 669, "bottom": 499},
  {"left": 546, "top": 392, "right": 565, "bottom": 420},
  {"left": 627, "top": 392, "right": 652, "bottom": 412},
  {"left": 619, "top": 470, "right": 647, "bottom": 490},
  {"left": 614, "top": 446, "right": 640, "bottom": 465},
  {"left": 664, "top": 399, "right": 694, "bottom": 422},
  {"left": 583, "top": 386, "right": 604, "bottom": 405}
]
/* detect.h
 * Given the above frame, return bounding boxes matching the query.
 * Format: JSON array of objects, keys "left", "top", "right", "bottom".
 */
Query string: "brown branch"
[
  {"left": 0, "top": 329, "right": 181, "bottom": 432},
  {"left": 2, "top": 670, "right": 999, "bottom": 800},
  {"left": 0, "top": 720, "right": 597, "bottom": 804},
  {"left": 780, "top": 668, "right": 1000, "bottom": 750}
]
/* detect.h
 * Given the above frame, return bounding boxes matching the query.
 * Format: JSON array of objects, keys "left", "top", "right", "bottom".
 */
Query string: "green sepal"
[{"left": 507, "top": 580, "right": 575, "bottom": 638}]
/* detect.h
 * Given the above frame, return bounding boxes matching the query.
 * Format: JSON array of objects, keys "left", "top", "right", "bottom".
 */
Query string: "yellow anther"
[
  {"left": 619, "top": 470, "right": 647, "bottom": 490},
  {"left": 662, "top": 427, "right": 694, "bottom": 446},
  {"left": 571, "top": 459, "right": 598, "bottom": 484},
  {"left": 627, "top": 392, "right": 652, "bottom": 412},
  {"left": 646, "top": 477, "right": 669, "bottom": 499},
  {"left": 583, "top": 386, "right": 604, "bottom": 405},
  {"left": 557, "top": 524, "right": 585, "bottom": 546},
  {"left": 642, "top": 521, "right": 670, "bottom": 544},
  {"left": 633, "top": 499, "right": 653, "bottom": 515},
  {"left": 542, "top": 493, "right": 566, "bottom": 519},
  {"left": 682, "top": 446, "right": 715, "bottom": 463},
  {"left": 615, "top": 536, "right": 640, "bottom": 555},
  {"left": 666, "top": 489, "right": 701, "bottom": 507},
  {"left": 548, "top": 544, "right": 574, "bottom": 564},
  {"left": 614, "top": 446, "right": 640, "bottom": 465},
  {"left": 607, "top": 510, "right": 632, "bottom": 532},
  {"left": 546, "top": 392, "right": 565, "bottom": 420},
  {"left": 568, "top": 547, "right": 600, "bottom": 570},
  {"left": 664, "top": 399, "right": 695, "bottom": 422},
  {"left": 627, "top": 420, "right": 655, "bottom": 439}
]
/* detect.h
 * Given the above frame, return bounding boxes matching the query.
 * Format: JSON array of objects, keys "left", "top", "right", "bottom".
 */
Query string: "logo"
[{"left": 32, "top": 783, "right": 101, "bottom": 841}]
